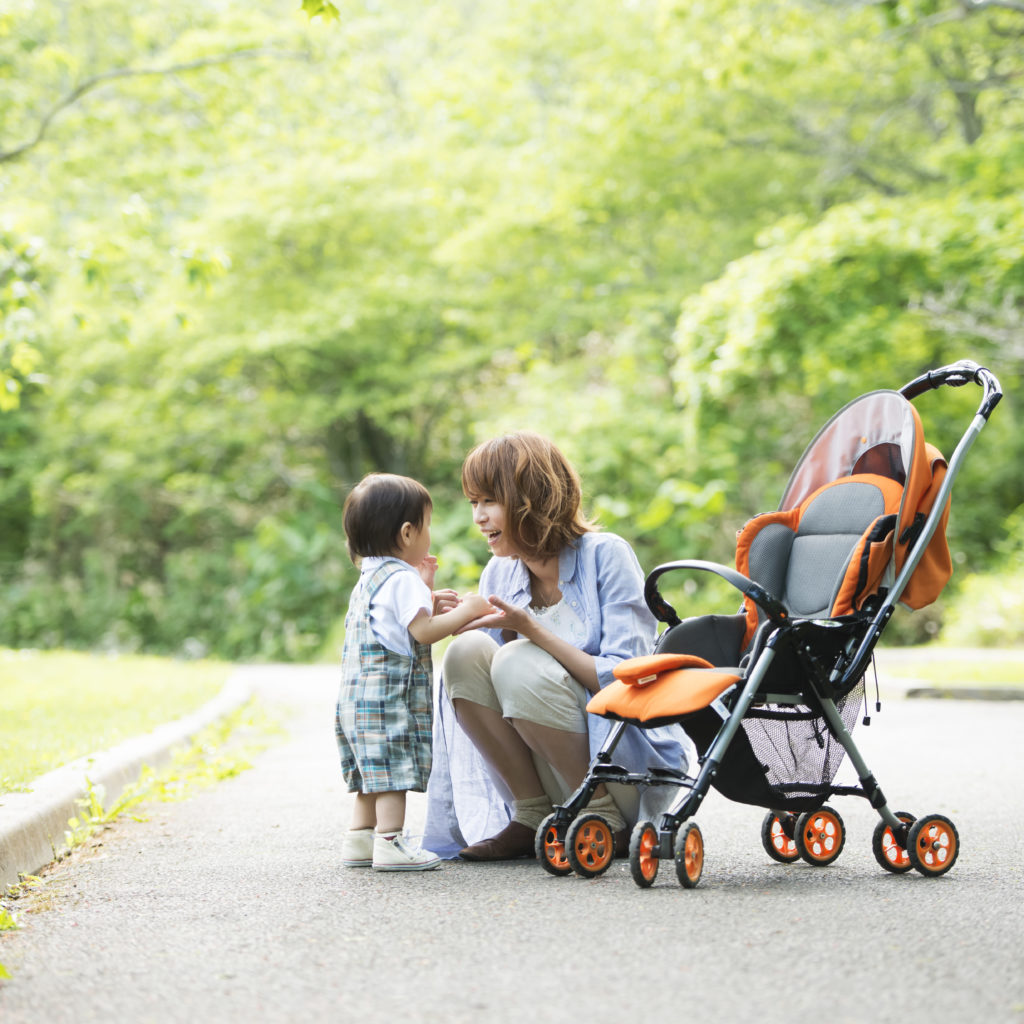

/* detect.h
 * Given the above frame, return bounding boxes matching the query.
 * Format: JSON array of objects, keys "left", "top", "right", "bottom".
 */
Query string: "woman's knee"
[
  {"left": 491, "top": 640, "right": 588, "bottom": 732},
  {"left": 442, "top": 631, "right": 501, "bottom": 710},
  {"left": 490, "top": 639, "right": 552, "bottom": 697}
]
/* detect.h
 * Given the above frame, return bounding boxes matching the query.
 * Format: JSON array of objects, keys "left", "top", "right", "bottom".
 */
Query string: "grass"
[
  {"left": 0, "top": 649, "right": 231, "bottom": 795},
  {"left": 876, "top": 648, "right": 1024, "bottom": 688}
]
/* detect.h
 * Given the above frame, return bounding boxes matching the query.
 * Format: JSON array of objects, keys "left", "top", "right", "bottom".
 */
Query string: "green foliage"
[
  {"left": 300, "top": 1, "right": 339, "bottom": 21},
  {"left": 0, "top": 0, "right": 1020, "bottom": 657},
  {"left": 673, "top": 191, "right": 1024, "bottom": 566},
  {"left": 941, "top": 504, "right": 1024, "bottom": 646}
]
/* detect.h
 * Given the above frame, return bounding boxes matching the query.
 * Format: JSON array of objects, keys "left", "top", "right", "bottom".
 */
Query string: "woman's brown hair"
[{"left": 461, "top": 432, "right": 596, "bottom": 559}]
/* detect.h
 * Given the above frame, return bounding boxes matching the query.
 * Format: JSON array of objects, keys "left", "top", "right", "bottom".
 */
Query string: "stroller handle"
[
  {"left": 645, "top": 559, "right": 789, "bottom": 628},
  {"left": 900, "top": 359, "right": 1002, "bottom": 420}
]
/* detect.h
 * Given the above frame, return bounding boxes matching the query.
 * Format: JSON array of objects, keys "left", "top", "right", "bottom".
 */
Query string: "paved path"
[{"left": 1, "top": 666, "right": 1023, "bottom": 1023}]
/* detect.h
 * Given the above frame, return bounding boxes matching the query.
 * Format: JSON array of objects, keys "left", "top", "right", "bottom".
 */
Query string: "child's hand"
[
  {"left": 457, "top": 595, "right": 537, "bottom": 638},
  {"left": 432, "top": 588, "right": 459, "bottom": 615},
  {"left": 417, "top": 554, "right": 439, "bottom": 589},
  {"left": 455, "top": 593, "right": 501, "bottom": 632}
]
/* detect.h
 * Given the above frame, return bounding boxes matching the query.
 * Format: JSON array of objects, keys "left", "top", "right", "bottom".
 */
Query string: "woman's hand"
[{"left": 453, "top": 595, "right": 531, "bottom": 637}]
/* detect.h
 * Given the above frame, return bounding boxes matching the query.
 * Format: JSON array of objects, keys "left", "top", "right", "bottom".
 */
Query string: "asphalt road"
[{"left": 1, "top": 666, "right": 1022, "bottom": 1024}]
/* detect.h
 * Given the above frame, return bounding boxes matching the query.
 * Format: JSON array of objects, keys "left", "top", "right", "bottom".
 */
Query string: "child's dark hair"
[{"left": 343, "top": 473, "right": 432, "bottom": 563}]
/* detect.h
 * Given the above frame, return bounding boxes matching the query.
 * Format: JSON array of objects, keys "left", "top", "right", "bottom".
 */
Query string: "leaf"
[{"left": 300, "top": 0, "right": 339, "bottom": 20}]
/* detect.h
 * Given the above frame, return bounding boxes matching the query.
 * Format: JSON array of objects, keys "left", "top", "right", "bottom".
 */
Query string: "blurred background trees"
[{"left": 0, "top": 0, "right": 1020, "bottom": 659}]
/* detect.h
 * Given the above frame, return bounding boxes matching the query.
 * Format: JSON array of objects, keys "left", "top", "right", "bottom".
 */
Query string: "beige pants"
[{"left": 442, "top": 631, "right": 637, "bottom": 820}]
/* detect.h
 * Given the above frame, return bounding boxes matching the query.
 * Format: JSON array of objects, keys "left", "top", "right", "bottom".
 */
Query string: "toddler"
[{"left": 336, "top": 472, "right": 493, "bottom": 871}]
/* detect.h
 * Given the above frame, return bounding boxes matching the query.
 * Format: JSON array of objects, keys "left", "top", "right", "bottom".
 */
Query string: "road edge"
[{"left": 0, "top": 671, "right": 253, "bottom": 890}]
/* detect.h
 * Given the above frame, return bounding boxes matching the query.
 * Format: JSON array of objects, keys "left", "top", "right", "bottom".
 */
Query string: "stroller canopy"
[{"left": 778, "top": 389, "right": 951, "bottom": 611}]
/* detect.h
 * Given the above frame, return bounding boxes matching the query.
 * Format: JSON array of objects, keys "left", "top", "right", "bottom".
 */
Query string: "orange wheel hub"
[
  {"left": 543, "top": 826, "right": 569, "bottom": 872},
  {"left": 536, "top": 813, "right": 573, "bottom": 876},
  {"left": 872, "top": 811, "right": 915, "bottom": 874},
  {"left": 796, "top": 806, "right": 845, "bottom": 866},
  {"left": 762, "top": 812, "right": 800, "bottom": 864},
  {"left": 908, "top": 815, "right": 959, "bottom": 877},
  {"left": 675, "top": 821, "right": 704, "bottom": 889},
  {"left": 567, "top": 814, "right": 615, "bottom": 878},
  {"left": 636, "top": 826, "right": 657, "bottom": 882}
]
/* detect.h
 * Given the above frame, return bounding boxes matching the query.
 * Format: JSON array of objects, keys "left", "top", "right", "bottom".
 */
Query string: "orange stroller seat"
[{"left": 589, "top": 472, "right": 905, "bottom": 726}]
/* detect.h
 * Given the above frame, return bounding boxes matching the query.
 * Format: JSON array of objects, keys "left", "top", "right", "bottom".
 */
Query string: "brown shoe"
[{"left": 459, "top": 820, "right": 537, "bottom": 861}]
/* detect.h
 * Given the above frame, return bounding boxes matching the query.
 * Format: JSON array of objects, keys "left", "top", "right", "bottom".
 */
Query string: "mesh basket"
[{"left": 738, "top": 680, "right": 864, "bottom": 806}]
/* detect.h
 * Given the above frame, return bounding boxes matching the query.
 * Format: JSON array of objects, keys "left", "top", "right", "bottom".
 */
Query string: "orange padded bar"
[
  {"left": 613, "top": 653, "right": 714, "bottom": 686},
  {"left": 589, "top": 666, "right": 741, "bottom": 723}
]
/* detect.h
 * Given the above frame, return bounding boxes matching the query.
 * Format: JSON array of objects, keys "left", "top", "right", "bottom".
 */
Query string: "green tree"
[{"left": 0, "top": 0, "right": 1019, "bottom": 656}]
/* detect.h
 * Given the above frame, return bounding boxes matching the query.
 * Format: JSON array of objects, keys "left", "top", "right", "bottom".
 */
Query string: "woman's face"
[{"left": 469, "top": 497, "right": 518, "bottom": 558}]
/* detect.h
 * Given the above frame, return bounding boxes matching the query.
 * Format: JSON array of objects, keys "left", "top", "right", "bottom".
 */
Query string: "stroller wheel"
[
  {"left": 674, "top": 821, "right": 704, "bottom": 889},
  {"left": 907, "top": 814, "right": 959, "bottom": 877},
  {"left": 795, "top": 805, "right": 845, "bottom": 866},
  {"left": 871, "top": 811, "right": 916, "bottom": 874},
  {"left": 566, "top": 814, "right": 616, "bottom": 878},
  {"left": 628, "top": 821, "right": 660, "bottom": 888},
  {"left": 536, "top": 813, "right": 572, "bottom": 876},
  {"left": 761, "top": 811, "right": 800, "bottom": 864}
]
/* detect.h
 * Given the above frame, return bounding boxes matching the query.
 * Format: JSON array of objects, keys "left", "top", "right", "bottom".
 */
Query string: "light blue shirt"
[
  {"left": 477, "top": 531, "right": 658, "bottom": 687},
  {"left": 424, "top": 531, "right": 694, "bottom": 857}
]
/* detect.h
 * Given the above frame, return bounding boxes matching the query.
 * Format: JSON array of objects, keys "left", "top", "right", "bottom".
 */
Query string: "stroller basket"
[{"left": 535, "top": 360, "right": 1002, "bottom": 888}]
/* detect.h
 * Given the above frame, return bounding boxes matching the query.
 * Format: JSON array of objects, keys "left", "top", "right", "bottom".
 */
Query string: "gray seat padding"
[{"left": 748, "top": 480, "right": 888, "bottom": 620}]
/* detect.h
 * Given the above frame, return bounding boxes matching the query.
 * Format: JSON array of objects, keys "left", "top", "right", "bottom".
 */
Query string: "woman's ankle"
[{"left": 511, "top": 793, "right": 553, "bottom": 830}]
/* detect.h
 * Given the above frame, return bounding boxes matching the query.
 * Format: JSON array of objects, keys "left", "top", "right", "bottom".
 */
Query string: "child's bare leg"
[
  {"left": 350, "top": 791, "right": 377, "bottom": 831},
  {"left": 374, "top": 791, "right": 407, "bottom": 833}
]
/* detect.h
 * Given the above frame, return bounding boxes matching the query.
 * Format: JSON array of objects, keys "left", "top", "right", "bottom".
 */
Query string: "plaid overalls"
[{"left": 335, "top": 560, "right": 433, "bottom": 793}]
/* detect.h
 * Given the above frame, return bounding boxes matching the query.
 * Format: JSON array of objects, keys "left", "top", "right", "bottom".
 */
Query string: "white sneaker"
[
  {"left": 373, "top": 832, "right": 441, "bottom": 872},
  {"left": 342, "top": 828, "right": 375, "bottom": 868}
]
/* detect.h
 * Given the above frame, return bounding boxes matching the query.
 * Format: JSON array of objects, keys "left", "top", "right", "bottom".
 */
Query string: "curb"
[
  {"left": 0, "top": 671, "right": 253, "bottom": 890},
  {"left": 904, "top": 686, "right": 1024, "bottom": 701}
]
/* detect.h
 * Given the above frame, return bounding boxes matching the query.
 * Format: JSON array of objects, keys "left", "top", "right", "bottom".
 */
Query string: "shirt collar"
[
  {"left": 505, "top": 540, "right": 581, "bottom": 601},
  {"left": 558, "top": 541, "right": 580, "bottom": 588}
]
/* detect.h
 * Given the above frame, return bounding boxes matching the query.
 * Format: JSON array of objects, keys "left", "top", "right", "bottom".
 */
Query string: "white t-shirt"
[
  {"left": 529, "top": 599, "right": 587, "bottom": 648},
  {"left": 361, "top": 556, "right": 433, "bottom": 656}
]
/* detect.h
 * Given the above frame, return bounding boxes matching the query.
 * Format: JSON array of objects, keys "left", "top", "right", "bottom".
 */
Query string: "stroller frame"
[{"left": 535, "top": 360, "right": 1002, "bottom": 887}]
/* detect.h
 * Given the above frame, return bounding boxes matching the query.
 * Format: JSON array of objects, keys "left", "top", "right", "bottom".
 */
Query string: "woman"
[{"left": 423, "top": 432, "right": 692, "bottom": 860}]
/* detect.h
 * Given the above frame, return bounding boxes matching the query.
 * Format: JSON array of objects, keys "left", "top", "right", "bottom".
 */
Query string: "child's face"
[{"left": 400, "top": 508, "right": 432, "bottom": 566}]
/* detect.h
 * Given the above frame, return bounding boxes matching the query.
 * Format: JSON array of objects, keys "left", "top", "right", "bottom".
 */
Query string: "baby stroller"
[{"left": 535, "top": 360, "right": 1002, "bottom": 888}]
